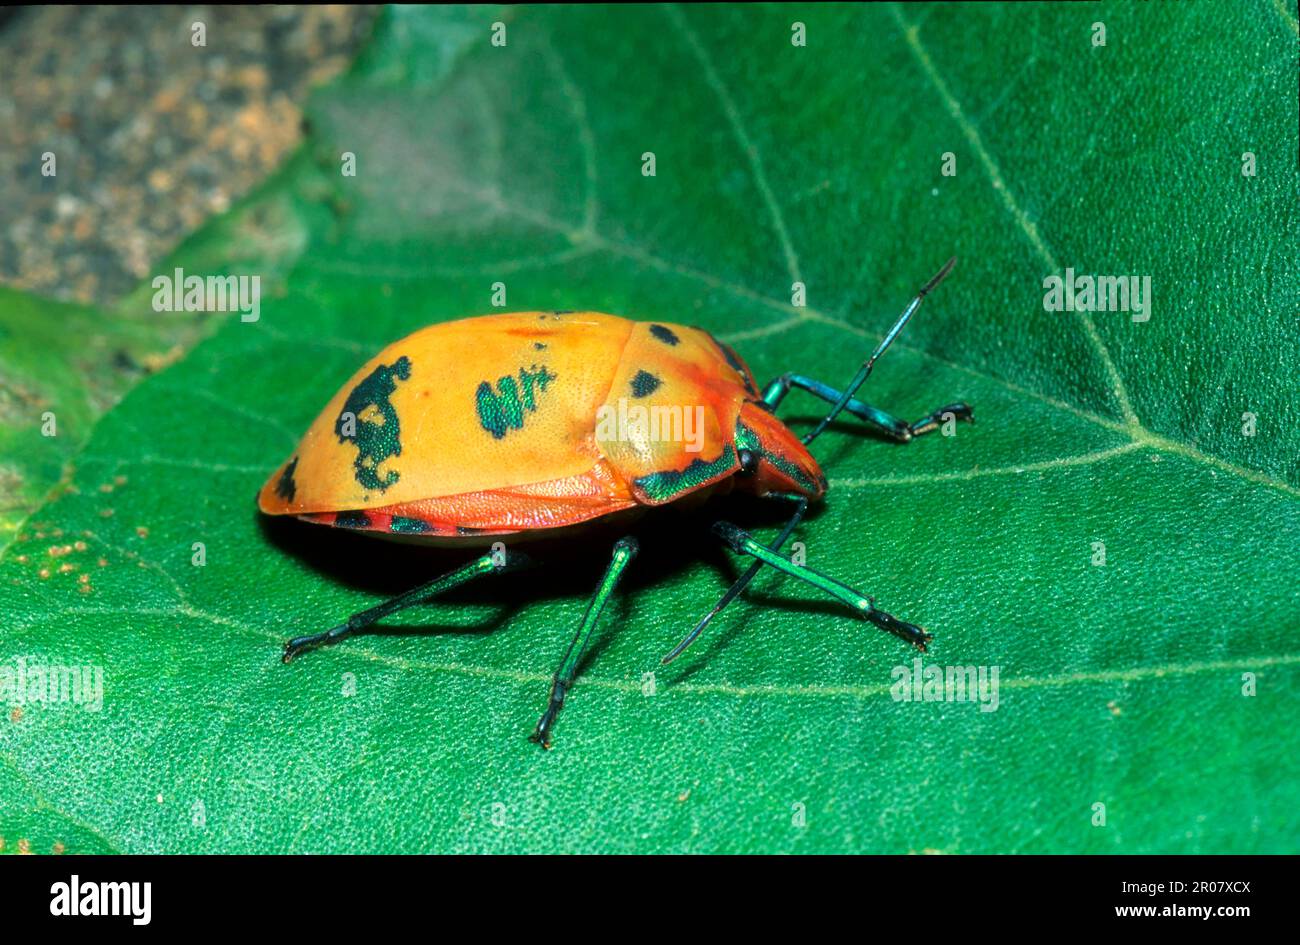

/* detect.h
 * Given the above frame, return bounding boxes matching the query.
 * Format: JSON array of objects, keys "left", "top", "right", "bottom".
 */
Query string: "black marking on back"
[
  {"left": 649, "top": 324, "right": 680, "bottom": 346},
  {"left": 631, "top": 370, "right": 662, "bottom": 398},
  {"left": 534, "top": 342, "right": 547, "bottom": 350},
  {"left": 275, "top": 457, "right": 298, "bottom": 501},
  {"left": 632, "top": 445, "right": 737, "bottom": 503},
  {"left": 335, "top": 356, "right": 411, "bottom": 492},
  {"left": 476, "top": 364, "right": 557, "bottom": 439}
]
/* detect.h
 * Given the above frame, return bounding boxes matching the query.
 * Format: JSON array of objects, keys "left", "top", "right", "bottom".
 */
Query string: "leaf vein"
[
  {"left": 666, "top": 3, "right": 803, "bottom": 284},
  {"left": 889, "top": 3, "right": 1137, "bottom": 426}
]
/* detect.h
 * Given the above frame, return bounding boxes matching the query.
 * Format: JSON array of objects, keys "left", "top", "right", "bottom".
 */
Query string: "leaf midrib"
[{"left": 14, "top": 601, "right": 1300, "bottom": 702}]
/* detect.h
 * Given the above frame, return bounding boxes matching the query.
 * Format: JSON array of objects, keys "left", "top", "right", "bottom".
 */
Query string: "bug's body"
[
  {"left": 257, "top": 312, "right": 825, "bottom": 541},
  {"left": 263, "top": 262, "right": 972, "bottom": 748}
]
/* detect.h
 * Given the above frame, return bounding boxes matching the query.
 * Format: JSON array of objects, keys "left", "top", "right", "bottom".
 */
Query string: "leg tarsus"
[
  {"left": 283, "top": 623, "right": 352, "bottom": 663},
  {"left": 864, "top": 597, "right": 933, "bottom": 651},
  {"left": 529, "top": 675, "right": 567, "bottom": 750},
  {"left": 906, "top": 402, "right": 974, "bottom": 439}
]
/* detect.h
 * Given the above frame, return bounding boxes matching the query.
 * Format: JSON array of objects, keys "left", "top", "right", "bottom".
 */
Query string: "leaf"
[
  {"left": 2, "top": 3, "right": 1297, "bottom": 854},
  {"left": 0, "top": 172, "right": 316, "bottom": 555},
  {"left": 0, "top": 289, "right": 175, "bottom": 550}
]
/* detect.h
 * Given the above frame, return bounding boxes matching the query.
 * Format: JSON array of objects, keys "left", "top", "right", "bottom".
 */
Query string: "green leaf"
[
  {"left": 0, "top": 288, "right": 180, "bottom": 549},
  {"left": 3, "top": 2, "right": 1297, "bottom": 854},
  {"left": 0, "top": 166, "right": 318, "bottom": 556}
]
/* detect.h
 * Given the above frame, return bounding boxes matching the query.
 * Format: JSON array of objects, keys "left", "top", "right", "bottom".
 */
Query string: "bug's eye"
[{"left": 738, "top": 449, "right": 759, "bottom": 476}]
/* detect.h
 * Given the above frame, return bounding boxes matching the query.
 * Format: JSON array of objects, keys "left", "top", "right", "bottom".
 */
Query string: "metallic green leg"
[
  {"left": 531, "top": 537, "right": 639, "bottom": 749},
  {"left": 762, "top": 373, "right": 972, "bottom": 443},
  {"left": 282, "top": 551, "right": 518, "bottom": 663},
  {"left": 712, "top": 522, "right": 933, "bottom": 651},
  {"left": 663, "top": 494, "right": 808, "bottom": 664}
]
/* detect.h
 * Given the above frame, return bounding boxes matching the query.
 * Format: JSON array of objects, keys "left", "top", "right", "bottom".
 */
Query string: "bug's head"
[{"left": 733, "top": 401, "right": 827, "bottom": 501}]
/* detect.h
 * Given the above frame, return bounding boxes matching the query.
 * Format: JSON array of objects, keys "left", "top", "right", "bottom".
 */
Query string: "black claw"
[
  {"left": 944, "top": 402, "right": 975, "bottom": 423},
  {"left": 282, "top": 637, "right": 315, "bottom": 664},
  {"left": 863, "top": 600, "right": 933, "bottom": 650},
  {"left": 530, "top": 710, "right": 558, "bottom": 749},
  {"left": 530, "top": 677, "right": 567, "bottom": 749},
  {"left": 281, "top": 624, "right": 348, "bottom": 664}
]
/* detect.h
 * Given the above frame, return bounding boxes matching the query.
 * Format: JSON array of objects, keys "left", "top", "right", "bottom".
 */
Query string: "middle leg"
[{"left": 530, "top": 536, "right": 639, "bottom": 749}]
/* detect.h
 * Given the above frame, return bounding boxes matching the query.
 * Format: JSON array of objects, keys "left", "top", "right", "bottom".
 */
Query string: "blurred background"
[{"left": 0, "top": 5, "right": 376, "bottom": 304}]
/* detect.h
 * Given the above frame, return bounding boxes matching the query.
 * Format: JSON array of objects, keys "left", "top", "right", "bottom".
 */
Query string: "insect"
[{"left": 259, "top": 259, "right": 973, "bottom": 747}]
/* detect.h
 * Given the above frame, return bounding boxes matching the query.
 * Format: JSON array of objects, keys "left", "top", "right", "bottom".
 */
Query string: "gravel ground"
[{"left": 0, "top": 5, "right": 377, "bottom": 305}]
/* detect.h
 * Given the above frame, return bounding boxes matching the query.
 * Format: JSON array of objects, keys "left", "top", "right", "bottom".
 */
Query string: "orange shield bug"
[{"left": 259, "top": 259, "right": 972, "bottom": 747}]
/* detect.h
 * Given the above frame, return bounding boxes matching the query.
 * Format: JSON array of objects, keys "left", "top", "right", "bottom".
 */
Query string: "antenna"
[{"left": 801, "top": 257, "right": 956, "bottom": 446}]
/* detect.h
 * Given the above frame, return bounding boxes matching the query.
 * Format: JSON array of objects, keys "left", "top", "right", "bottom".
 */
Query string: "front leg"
[
  {"left": 711, "top": 521, "right": 933, "bottom": 651},
  {"left": 761, "top": 373, "right": 973, "bottom": 443}
]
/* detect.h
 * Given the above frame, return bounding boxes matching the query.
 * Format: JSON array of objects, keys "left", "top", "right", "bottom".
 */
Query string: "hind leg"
[{"left": 282, "top": 548, "right": 524, "bottom": 662}]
